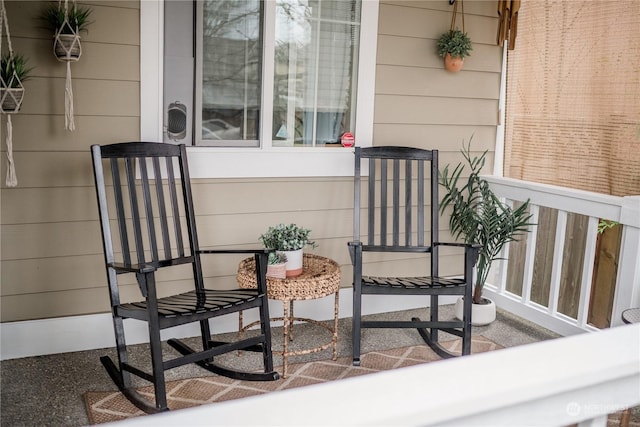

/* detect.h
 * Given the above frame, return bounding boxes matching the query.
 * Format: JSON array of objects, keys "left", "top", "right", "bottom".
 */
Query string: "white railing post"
[
  {"left": 611, "top": 196, "right": 640, "bottom": 326},
  {"left": 577, "top": 217, "right": 600, "bottom": 328},
  {"left": 521, "top": 204, "right": 540, "bottom": 304},
  {"left": 484, "top": 176, "right": 639, "bottom": 335},
  {"left": 548, "top": 210, "right": 568, "bottom": 316}
]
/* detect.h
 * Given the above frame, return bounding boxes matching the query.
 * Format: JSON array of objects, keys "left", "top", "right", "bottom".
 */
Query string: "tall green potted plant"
[
  {"left": 259, "top": 223, "right": 316, "bottom": 277},
  {"left": 436, "top": 29, "right": 472, "bottom": 72},
  {"left": 439, "top": 138, "right": 533, "bottom": 324}
]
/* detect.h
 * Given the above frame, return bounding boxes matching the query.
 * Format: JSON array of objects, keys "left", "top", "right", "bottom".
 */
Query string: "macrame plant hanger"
[
  {"left": 54, "top": 0, "right": 82, "bottom": 131},
  {"left": 450, "top": 0, "right": 465, "bottom": 34},
  {"left": 0, "top": 0, "right": 22, "bottom": 187}
]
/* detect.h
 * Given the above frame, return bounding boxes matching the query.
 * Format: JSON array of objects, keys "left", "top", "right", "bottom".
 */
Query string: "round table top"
[
  {"left": 237, "top": 253, "right": 341, "bottom": 301},
  {"left": 621, "top": 308, "right": 640, "bottom": 324}
]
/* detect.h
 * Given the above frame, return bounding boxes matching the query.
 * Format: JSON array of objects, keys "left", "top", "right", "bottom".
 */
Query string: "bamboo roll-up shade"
[{"left": 503, "top": 0, "right": 640, "bottom": 197}]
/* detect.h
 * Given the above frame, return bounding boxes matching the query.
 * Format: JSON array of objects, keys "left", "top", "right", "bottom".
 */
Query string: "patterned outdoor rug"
[{"left": 84, "top": 336, "right": 500, "bottom": 424}]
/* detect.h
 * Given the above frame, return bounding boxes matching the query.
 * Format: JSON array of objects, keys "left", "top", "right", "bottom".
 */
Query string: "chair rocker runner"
[
  {"left": 92, "top": 142, "right": 279, "bottom": 413},
  {"left": 348, "top": 146, "right": 480, "bottom": 365}
]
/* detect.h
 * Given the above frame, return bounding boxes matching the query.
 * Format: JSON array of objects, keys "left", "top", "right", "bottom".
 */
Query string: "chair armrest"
[
  {"left": 197, "top": 249, "right": 273, "bottom": 255},
  {"left": 109, "top": 262, "right": 157, "bottom": 274},
  {"left": 435, "top": 242, "right": 481, "bottom": 267},
  {"left": 434, "top": 242, "right": 482, "bottom": 249},
  {"left": 108, "top": 262, "right": 159, "bottom": 298}
]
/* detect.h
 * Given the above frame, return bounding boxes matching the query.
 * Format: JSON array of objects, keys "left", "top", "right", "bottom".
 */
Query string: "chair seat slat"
[
  {"left": 120, "top": 289, "right": 261, "bottom": 318},
  {"left": 362, "top": 276, "right": 466, "bottom": 289}
]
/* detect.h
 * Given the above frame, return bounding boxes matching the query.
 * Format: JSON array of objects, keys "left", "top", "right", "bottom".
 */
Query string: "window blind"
[{"left": 503, "top": 0, "right": 640, "bottom": 196}]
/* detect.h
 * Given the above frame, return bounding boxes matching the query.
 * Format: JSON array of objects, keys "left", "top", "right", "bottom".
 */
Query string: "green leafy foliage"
[
  {"left": 267, "top": 251, "right": 288, "bottom": 265},
  {"left": 439, "top": 137, "right": 533, "bottom": 302},
  {"left": 597, "top": 220, "right": 619, "bottom": 234},
  {"left": 259, "top": 223, "right": 317, "bottom": 251},
  {"left": 1, "top": 54, "right": 32, "bottom": 88},
  {"left": 436, "top": 29, "right": 473, "bottom": 59},
  {"left": 41, "top": 3, "right": 93, "bottom": 34}
]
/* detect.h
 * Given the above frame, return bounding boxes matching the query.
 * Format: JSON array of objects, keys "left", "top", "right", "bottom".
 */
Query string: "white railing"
[
  {"left": 484, "top": 176, "right": 640, "bottom": 336},
  {"left": 107, "top": 323, "right": 640, "bottom": 427}
]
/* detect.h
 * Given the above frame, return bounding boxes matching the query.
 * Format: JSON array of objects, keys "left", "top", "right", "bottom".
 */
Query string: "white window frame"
[{"left": 140, "top": 0, "right": 378, "bottom": 178}]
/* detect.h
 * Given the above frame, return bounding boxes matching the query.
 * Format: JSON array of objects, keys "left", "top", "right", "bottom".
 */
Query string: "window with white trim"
[{"left": 142, "top": 0, "right": 378, "bottom": 178}]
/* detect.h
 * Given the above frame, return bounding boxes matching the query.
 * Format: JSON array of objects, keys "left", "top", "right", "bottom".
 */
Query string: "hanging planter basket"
[
  {"left": 54, "top": 33, "right": 82, "bottom": 61},
  {"left": 436, "top": 0, "right": 472, "bottom": 73},
  {"left": 41, "top": 0, "right": 92, "bottom": 131},
  {"left": 0, "top": 50, "right": 30, "bottom": 115},
  {"left": 0, "top": 87, "right": 24, "bottom": 113},
  {"left": 1, "top": 0, "right": 32, "bottom": 187}
]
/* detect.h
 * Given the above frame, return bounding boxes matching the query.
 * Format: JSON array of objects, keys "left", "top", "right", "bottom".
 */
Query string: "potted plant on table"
[
  {"left": 436, "top": 29, "right": 472, "bottom": 72},
  {"left": 439, "top": 138, "right": 533, "bottom": 325},
  {"left": 259, "top": 223, "right": 317, "bottom": 277},
  {"left": 1, "top": 53, "right": 31, "bottom": 112},
  {"left": 266, "top": 252, "right": 288, "bottom": 279}
]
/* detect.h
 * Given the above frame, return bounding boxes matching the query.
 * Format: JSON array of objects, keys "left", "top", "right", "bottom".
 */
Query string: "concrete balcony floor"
[{"left": 0, "top": 306, "right": 635, "bottom": 426}]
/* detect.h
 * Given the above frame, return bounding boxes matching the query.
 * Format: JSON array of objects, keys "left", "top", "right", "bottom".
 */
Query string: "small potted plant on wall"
[
  {"left": 0, "top": 53, "right": 31, "bottom": 112},
  {"left": 439, "top": 138, "right": 533, "bottom": 325},
  {"left": 259, "top": 223, "right": 317, "bottom": 277},
  {"left": 436, "top": 29, "right": 472, "bottom": 72},
  {"left": 41, "top": 1, "right": 92, "bottom": 61}
]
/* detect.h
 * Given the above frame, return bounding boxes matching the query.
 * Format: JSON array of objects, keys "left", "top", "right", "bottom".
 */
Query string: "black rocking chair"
[
  {"left": 348, "top": 146, "right": 480, "bottom": 365},
  {"left": 91, "top": 142, "right": 279, "bottom": 413}
]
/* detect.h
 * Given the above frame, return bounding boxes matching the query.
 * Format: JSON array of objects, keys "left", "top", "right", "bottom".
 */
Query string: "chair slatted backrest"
[
  {"left": 353, "top": 146, "right": 440, "bottom": 275},
  {"left": 92, "top": 143, "right": 203, "bottom": 296}
]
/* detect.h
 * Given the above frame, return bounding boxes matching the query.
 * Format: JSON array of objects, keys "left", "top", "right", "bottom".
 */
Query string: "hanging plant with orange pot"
[{"left": 436, "top": 0, "right": 472, "bottom": 72}]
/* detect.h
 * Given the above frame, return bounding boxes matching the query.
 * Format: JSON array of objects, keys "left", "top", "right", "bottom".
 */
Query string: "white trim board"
[
  {"left": 0, "top": 289, "right": 455, "bottom": 360},
  {"left": 112, "top": 323, "right": 640, "bottom": 427}
]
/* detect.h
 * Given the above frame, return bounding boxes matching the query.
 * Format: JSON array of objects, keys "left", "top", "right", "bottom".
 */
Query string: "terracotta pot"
[
  {"left": 0, "top": 88, "right": 24, "bottom": 113},
  {"left": 444, "top": 53, "right": 464, "bottom": 73},
  {"left": 54, "top": 34, "right": 82, "bottom": 62},
  {"left": 266, "top": 263, "right": 287, "bottom": 279}
]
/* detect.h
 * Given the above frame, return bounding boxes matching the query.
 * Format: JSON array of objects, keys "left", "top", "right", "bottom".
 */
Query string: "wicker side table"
[{"left": 237, "top": 253, "right": 341, "bottom": 378}]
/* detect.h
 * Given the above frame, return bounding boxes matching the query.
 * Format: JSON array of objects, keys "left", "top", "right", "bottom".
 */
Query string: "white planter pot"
[
  {"left": 280, "top": 249, "right": 303, "bottom": 277},
  {"left": 454, "top": 296, "right": 496, "bottom": 326}
]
